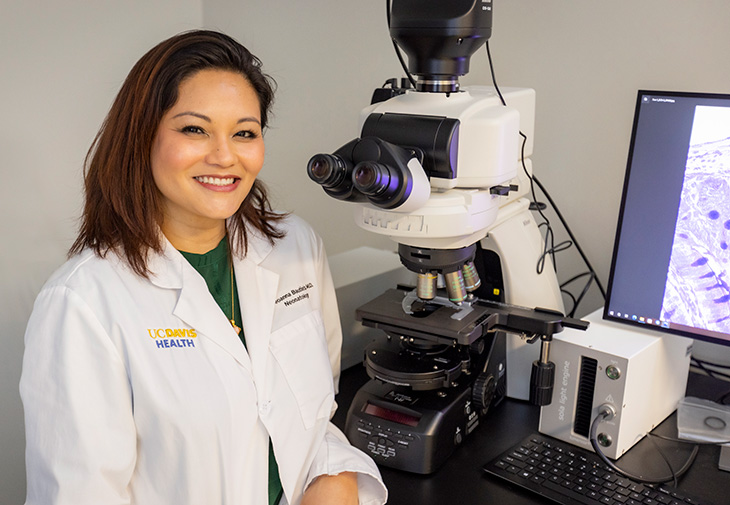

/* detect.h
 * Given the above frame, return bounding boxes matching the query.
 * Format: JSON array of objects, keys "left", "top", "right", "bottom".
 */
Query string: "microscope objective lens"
[
  {"left": 417, "top": 272, "right": 438, "bottom": 300},
  {"left": 444, "top": 270, "right": 467, "bottom": 303},
  {"left": 462, "top": 261, "right": 481, "bottom": 292}
]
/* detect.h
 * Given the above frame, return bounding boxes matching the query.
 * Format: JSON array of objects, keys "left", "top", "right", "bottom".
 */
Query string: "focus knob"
[{"left": 472, "top": 373, "right": 496, "bottom": 416}]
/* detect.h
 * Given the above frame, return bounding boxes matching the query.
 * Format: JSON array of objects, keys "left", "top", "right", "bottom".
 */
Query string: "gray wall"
[{"left": 2, "top": 1, "right": 730, "bottom": 502}]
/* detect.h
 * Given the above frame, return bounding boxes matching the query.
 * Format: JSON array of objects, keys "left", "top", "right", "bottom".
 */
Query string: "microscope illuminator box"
[{"left": 538, "top": 309, "right": 692, "bottom": 459}]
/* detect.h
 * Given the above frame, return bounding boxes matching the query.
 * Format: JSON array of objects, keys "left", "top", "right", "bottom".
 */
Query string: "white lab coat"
[{"left": 20, "top": 214, "right": 386, "bottom": 505}]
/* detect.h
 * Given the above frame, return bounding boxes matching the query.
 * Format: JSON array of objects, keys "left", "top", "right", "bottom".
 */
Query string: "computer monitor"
[{"left": 604, "top": 90, "right": 730, "bottom": 348}]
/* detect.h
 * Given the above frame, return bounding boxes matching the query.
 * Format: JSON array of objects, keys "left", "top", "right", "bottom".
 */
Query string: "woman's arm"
[
  {"left": 301, "top": 472, "right": 358, "bottom": 505},
  {"left": 20, "top": 285, "right": 136, "bottom": 504}
]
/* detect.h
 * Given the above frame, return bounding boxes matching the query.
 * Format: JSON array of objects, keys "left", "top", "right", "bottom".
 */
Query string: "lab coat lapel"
[
  {"left": 235, "top": 232, "right": 278, "bottom": 382},
  {"left": 149, "top": 239, "right": 252, "bottom": 371},
  {"left": 176, "top": 265, "right": 253, "bottom": 369}
]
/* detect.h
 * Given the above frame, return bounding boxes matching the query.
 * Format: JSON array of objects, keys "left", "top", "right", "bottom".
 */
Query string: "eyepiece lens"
[
  {"left": 307, "top": 154, "right": 353, "bottom": 190},
  {"left": 354, "top": 163, "right": 378, "bottom": 189},
  {"left": 307, "top": 155, "right": 334, "bottom": 181},
  {"left": 311, "top": 159, "right": 328, "bottom": 178}
]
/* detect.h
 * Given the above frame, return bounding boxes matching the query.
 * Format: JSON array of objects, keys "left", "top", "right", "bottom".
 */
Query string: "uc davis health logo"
[{"left": 148, "top": 328, "right": 197, "bottom": 349}]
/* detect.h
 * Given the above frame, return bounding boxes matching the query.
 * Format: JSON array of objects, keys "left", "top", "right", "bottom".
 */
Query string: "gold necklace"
[{"left": 230, "top": 262, "right": 241, "bottom": 335}]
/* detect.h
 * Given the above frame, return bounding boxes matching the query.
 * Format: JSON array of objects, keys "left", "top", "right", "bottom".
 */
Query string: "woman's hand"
[{"left": 300, "top": 471, "right": 358, "bottom": 505}]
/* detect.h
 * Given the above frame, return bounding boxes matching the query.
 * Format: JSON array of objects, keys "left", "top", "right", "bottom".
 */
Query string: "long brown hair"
[{"left": 69, "top": 30, "right": 286, "bottom": 277}]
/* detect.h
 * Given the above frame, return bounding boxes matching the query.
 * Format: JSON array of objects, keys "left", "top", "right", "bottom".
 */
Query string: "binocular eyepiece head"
[{"left": 307, "top": 137, "right": 430, "bottom": 211}]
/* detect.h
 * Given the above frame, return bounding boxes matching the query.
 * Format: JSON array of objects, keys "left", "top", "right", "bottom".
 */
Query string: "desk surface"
[{"left": 333, "top": 367, "right": 730, "bottom": 505}]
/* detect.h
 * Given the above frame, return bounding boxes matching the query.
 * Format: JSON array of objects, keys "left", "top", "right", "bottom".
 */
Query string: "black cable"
[
  {"left": 386, "top": 0, "right": 417, "bottom": 89},
  {"left": 691, "top": 359, "right": 718, "bottom": 379},
  {"left": 691, "top": 358, "right": 730, "bottom": 382},
  {"left": 694, "top": 357, "right": 730, "bottom": 370},
  {"left": 649, "top": 432, "right": 730, "bottom": 446},
  {"left": 589, "top": 410, "right": 699, "bottom": 485},
  {"left": 561, "top": 271, "right": 598, "bottom": 318},
  {"left": 532, "top": 175, "right": 607, "bottom": 300},
  {"left": 693, "top": 356, "right": 730, "bottom": 372},
  {"left": 486, "top": 41, "right": 506, "bottom": 105},
  {"left": 718, "top": 390, "right": 730, "bottom": 406},
  {"left": 646, "top": 433, "right": 679, "bottom": 488},
  {"left": 520, "top": 134, "right": 552, "bottom": 231},
  {"left": 561, "top": 289, "right": 578, "bottom": 313},
  {"left": 691, "top": 358, "right": 730, "bottom": 404},
  {"left": 537, "top": 220, "right": 563, "bottom": 275}
]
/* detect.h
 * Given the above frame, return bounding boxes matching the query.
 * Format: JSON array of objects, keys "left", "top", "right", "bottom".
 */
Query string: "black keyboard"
[{"left": 483, "top": 433, "right": 717, "bottom": 505}]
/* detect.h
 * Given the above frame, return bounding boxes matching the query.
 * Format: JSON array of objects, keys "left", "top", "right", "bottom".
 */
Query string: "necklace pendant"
[{"left": 230, "top": 319, "right": 241, "bottom": 335}]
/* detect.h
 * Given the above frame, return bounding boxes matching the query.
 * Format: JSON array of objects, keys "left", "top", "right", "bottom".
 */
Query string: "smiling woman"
[
  {"left": 19, "top": 30, "right": 386, "bottom": 505},
  {"left": 151, "top": 69, "right": 266, "bottom": 253}
]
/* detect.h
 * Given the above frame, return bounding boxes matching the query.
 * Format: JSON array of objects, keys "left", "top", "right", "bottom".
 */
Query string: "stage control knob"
[{"left": 471, "top": 373, "right": 496, "bottom": 416}]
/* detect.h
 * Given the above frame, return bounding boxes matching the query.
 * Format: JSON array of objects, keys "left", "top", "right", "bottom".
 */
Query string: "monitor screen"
[{"left": 604, "top": 90, "right": 730, "bottom": 347}]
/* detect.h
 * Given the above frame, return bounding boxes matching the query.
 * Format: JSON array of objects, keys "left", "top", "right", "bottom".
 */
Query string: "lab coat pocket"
[{"left": 269, "top": 310, "right": 334, "bottom": 429}]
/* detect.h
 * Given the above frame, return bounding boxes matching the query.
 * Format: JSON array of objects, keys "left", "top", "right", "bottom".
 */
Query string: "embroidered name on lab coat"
[
  {"left": 275, "top": 282, "right": 314, "bottom": 307},
  {"left": 147, "top": 328, "right": 197, "bottom": 349}
]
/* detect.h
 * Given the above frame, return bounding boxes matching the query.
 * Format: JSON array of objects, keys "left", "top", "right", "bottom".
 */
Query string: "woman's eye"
[
  {"left": 235, "top": 128, "right": 262, "bottom": 139},
  {"left": 180, "top": 125, "right": 205, "bottom": 135}
]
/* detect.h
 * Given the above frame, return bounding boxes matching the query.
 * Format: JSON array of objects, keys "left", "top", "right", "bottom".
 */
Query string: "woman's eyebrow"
[
  {"left": 171, "top": 111, "right": 261, "bottom": 126},
  {"left": 172, "top": 111, "right": 211, "bottom": 122},
  {"left": 237, "top": 116, "right": 261, "bottom": 125}
]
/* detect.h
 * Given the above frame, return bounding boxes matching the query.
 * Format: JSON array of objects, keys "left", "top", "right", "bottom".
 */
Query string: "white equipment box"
[{"left": 539, "top": 308, "right": 692, "bottom": 459}]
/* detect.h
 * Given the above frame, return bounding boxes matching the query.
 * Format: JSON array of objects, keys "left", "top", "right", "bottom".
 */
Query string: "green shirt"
[{"left": 180, "top": 238, "right": 283, "bottom": 505}]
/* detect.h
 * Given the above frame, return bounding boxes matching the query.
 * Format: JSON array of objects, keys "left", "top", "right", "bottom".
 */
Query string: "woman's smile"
[{"left": 194, "top": 175, "right": 241, "bottom": 189}]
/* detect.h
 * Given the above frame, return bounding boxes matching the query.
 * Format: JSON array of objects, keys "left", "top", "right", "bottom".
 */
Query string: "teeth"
[{"left": 195, "top": 176, "right": 235, "bottom": 186}]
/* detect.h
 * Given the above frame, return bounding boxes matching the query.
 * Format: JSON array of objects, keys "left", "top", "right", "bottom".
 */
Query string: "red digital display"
[{"left": 363, "top": 402, "right": 420, "bottom": 427}]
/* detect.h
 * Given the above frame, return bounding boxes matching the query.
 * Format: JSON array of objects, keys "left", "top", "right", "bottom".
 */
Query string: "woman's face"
[{"left": 151, "top": 69, "right": 265, "bottom": 242}]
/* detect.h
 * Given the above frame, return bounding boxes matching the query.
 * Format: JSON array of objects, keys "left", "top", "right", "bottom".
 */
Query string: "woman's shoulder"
[
  {"left": 275, "top": 213, "right": 322, "bottom": 248},
  {"left": 278, "top": 213, "right": 315, "bottom": 235},
  {"left": 245, "top": 213, "right": 323, "bottom": 266},
  {"left": 42, "top": 249, "right": 129, "bottom": 292}
]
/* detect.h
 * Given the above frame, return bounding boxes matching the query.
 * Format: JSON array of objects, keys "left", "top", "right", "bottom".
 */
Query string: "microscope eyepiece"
[
  {"left": 307, "top": 153, "right": 350, "bottom": 188},
  {"left": 353, "top": 161, "right": 396, "bottom": 197},
  {"left": 352, "top": 162, "right": 378, "bottom": 191},
  {"left": 306, "top": 146, "right": 369, "bottom": 202}
]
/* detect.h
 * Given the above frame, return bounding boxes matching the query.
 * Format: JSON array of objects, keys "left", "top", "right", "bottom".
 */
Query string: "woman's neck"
[{"left": 161, "top": 219, "right": 227, "bottom": 254}]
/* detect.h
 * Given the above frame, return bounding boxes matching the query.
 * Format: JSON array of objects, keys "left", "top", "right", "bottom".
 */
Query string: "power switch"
[{"left": 606, "top": 365, "right": 621, "bottom": 380}]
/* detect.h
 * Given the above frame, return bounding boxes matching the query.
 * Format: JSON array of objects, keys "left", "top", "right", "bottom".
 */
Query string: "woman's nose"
[{"left": 206, "top": 137, "right": 236, "bottom": 167}]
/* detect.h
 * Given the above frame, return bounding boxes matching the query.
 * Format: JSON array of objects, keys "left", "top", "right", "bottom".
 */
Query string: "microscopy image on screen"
[{"left": 661, "top": 105, "right": 730, "bottom": 332}]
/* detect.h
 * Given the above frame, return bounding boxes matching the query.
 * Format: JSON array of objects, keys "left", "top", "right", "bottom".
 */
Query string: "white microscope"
[{"left": 307, "top": 0, "right": 586, "bottom": 473}]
